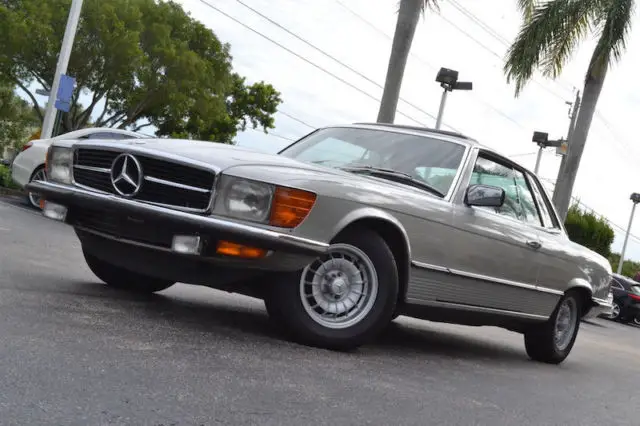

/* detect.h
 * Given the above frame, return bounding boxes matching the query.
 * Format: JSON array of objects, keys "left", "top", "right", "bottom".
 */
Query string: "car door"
[
  {"left": 444, "top": 151, "right": 557, "bottom": 317},
  {"left": 523, "top": 171, "right": 579, "bottom": 295}
]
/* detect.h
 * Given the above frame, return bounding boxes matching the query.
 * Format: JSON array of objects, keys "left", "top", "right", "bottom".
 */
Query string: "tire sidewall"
[
  {"left": 270, "top": 229, "right": 399, "bottom": 347},
  {"left": 550, "top": 293, "right": 581, "bottom": 358}
]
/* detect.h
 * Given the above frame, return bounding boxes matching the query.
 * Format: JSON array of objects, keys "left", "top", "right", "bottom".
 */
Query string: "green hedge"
[
  {"left": 0, "top": 164, "right": 20, "bottom": 189},
  {"left": 564, "top": 203, "right": 614, "bottom": 258}
]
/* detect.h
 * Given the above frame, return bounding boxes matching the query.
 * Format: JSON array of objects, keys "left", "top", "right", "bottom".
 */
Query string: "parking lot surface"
[{"left": 1, "top": 196, "right": 638, "bottom": 426}]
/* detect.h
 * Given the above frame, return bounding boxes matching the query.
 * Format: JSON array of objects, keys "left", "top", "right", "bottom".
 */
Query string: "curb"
[{"left": 0, "top": 187, "right": 24, "bottom": 197}]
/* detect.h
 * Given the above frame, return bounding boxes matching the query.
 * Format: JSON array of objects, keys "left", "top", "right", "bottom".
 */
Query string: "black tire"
[
  {"left": 26, "top": 165, "right": 46, "bottom": 210},
  {"left": 84, "top": 252, "right": 175, "bottom": 294},
  {"left": 264, "top": 227, "right": 399, "bottom": 350},
  {"left": 524, "top": 291, "right": 582, "bottom": 364}
]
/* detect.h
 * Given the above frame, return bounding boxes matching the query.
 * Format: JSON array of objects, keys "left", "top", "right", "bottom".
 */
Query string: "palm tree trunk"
[
  {"left": 553, "top": 66, "right": 607, "bottom": 221},
  {"left": 377, "top": 0, "right": 422, "bottom": 123}
]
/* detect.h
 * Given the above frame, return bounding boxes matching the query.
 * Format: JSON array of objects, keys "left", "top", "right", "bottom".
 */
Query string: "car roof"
[
  {"left": 612, "top": 274, "right": 639, "bottom": 288},
  {"left": 350, "top": 121, "right": 485, "bottom": 143}
]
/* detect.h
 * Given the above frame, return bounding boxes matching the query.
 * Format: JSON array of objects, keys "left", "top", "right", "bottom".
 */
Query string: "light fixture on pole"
[
  {"left": 617, "top": 192, "right": 640, "bottom": 275},
  {"left": 531, "top": 131, "right": 565, "bottom": 175},
  {"left": 434, "top": 67, "right": 472, "bottom": 130}
]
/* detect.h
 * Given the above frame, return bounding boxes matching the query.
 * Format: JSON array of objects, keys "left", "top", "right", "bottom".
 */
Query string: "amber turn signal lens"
[
  {"left": 269, "top": 187, "right": 317, "bottom": 228},
  {"left": 216, "top": 241, "right": 267, "bottom": 258}
]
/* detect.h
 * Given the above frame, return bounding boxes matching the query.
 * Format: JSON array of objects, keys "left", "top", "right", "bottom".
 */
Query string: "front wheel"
[
  {"left": 84, "top": 252, "right": 175, "bottom": 294},
  {"left": 524, "top": 291, "right": 582, "bottom": 364},
  {"left": 264, "top": 228, "right": 399, "bottom": 350}
]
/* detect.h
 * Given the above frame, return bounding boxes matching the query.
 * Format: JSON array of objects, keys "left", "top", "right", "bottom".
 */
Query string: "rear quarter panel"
[{"left": 11, "top": 141, "right": 50, "bottom": 187}]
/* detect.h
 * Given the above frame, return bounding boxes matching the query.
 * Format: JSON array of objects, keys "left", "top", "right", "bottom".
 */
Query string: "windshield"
[{"left": 279, "top": 127, "right": 467, "bottom": 195}]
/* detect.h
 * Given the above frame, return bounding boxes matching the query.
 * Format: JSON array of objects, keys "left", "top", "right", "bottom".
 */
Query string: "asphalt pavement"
[{"left": 1, "top": 195, "right": 639, "bottom": 426}]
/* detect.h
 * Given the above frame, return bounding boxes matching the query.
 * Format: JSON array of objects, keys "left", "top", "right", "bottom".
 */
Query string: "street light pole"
[
  {"left": 435, "top": 89, "right": 449, "bottom": 130},
  {"left": 531, "top": 131, "right": 563, "bottom": 175},
  {"left": 40, "top": 0, "right": 84, "bottom": 140},
  {"left": 433, "top": 67, "right": 472, "bottom": 130},
  {"left": 534, "top": 144, "right": 544, "bottom": 175},
  {"left": 617, "top": 193, "right": 640, "bottom": 275}
]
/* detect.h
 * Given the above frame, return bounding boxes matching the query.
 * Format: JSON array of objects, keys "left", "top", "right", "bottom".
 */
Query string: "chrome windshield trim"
[
  {"left": 144, "top": 176, "right": 211, "bottom": 193},
  {"left": 411, "top": 260, "right": 564, "bottom": 296}
]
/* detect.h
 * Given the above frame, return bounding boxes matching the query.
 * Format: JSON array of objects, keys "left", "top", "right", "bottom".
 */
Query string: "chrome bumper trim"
[{"left": 27, "top": 180, "right": 329, "bottom": 256}]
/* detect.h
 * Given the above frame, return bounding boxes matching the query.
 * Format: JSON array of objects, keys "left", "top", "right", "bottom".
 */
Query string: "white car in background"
[{"left": 11, "top": 128, "right": 144, "bottom": 208}]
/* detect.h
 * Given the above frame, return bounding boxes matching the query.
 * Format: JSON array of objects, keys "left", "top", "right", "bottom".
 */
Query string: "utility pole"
[
  {"left": 40, "top": 0, "right": 84, "bottom": 140},
  {"left": 552, "top": 91, "right": 581, "bottom": 221}
]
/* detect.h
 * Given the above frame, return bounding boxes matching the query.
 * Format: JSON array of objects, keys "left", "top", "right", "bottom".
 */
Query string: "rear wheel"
[
  {"left": 84, "top": 251, "right": 175, "bottom": 294},
  {"left": 264, "top": 228, "right": 399, "bottom": 350},
  {"left": 524, "top": 291, "right": 581, "bottom": 364},
  {"left": 26, "top": 166, "right": 46, "bottom": 209}
]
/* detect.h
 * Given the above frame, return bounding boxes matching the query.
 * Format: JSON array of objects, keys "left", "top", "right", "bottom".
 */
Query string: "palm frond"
[
  {"left": 504, "top": 0, "right": 601, "bottom": 95},
  {"left": 589, "top": 0, "right": 635, "bottom": 76},
  {"left": 517, "top": 0, "right": 541, "bottom": 21}
]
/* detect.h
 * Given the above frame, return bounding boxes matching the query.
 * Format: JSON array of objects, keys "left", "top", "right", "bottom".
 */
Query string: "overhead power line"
[
  {"left": 198, "top": 0, "right": 448, "bottom": 130},
  {"left": 332, "top": 0, "right": 527, "bottom": 131},
  {"left": 277, "top": 109, "right": 317, "bottom": 129},
  {"left": 541, "top": 178, "right": 640, "bottom": 246},
  {"left": 232, "top": 0, "right": 449, "bottom": 128}
]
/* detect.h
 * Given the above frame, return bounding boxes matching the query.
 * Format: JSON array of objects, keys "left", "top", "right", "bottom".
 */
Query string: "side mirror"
[{"left": 465, "top": 184, "right": 505, "bottom": 207}]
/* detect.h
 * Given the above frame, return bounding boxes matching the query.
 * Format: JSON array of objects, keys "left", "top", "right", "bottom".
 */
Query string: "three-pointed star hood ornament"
[{"left": 110, "top": 153, "right": 143, "bottom": 197}]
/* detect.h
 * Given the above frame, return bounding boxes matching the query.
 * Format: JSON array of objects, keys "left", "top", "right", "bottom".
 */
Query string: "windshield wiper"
[{"left": 340, "top": 166, "right": 445, "bottom": 197}]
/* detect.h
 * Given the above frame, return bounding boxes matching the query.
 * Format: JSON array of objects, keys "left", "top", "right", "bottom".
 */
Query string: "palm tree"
[
  {"left": 504, "top": 0, "right": 635, "bottom": 220},
  {"left": 377, "top": 0, "right": 438, "bottom": 123}
]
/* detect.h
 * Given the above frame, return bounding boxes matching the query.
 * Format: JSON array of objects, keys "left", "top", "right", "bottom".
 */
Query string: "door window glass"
[
  {"left": 512, "top": 169, "right": 542, "bottom": 226},
  {"left": 470, "top": 157, "right": 522, "bottom": 220}
]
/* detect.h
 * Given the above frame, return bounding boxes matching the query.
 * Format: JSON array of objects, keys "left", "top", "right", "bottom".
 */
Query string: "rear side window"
[{"left": 630, "top": 285, "right": 640, "bottom": 295}]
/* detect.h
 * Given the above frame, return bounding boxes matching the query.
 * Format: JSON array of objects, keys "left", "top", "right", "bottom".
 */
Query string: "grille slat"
[{"left": 73, "top": 148, "right": 215, "bottom": 211}]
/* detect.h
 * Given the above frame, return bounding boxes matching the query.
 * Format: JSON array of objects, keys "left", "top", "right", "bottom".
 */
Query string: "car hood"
[{"left": 83, "top": 137, "right": 441, "bottom": 199}]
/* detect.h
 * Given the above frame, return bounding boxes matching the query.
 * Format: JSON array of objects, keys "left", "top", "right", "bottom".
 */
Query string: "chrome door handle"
[{"left": 526, "top": 240, "right": 542, "bottom": 250}]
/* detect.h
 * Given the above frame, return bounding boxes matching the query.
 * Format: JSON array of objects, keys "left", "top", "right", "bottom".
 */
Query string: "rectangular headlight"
[
  {"left": 47, "top": 146, "right": 73, "bottom": 184},
  {"left": 214, "top": 175, "right": 274, "bottom": 222}
]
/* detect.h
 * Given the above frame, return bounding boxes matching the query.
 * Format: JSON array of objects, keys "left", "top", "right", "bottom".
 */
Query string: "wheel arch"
[
  {"left": 565, "top": 278, "right": 594, "bottom": 316},
  {"left": 332, "top": 208, "right": 412, "bottom": 306}
]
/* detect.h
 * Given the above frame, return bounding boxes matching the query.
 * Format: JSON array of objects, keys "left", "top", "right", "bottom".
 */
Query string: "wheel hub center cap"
[{"left": 330, "top": 278, "right": 348, "bottom": 296}]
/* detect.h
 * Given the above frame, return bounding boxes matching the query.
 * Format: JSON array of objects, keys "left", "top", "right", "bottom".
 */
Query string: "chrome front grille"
[{"left": 73, "top": 148, "right": 215, "bottom": 212}]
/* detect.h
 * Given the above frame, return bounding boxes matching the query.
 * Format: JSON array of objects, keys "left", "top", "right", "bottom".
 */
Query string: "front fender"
[{"left": 332, "top": 207, "right": 411, "bottom": 255}]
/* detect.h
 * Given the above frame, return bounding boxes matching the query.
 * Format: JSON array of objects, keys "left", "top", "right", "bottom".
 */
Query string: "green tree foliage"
[
  {"left": 564, "top": 203, "right": 615, "bottom": 258},
  {"left": 0, "top": 0, "right": 281, "bottom": 142},
  {"left": 608, "top": 253, "right": 640, "bottom": 279},
  {"left": 0, "top": 81, "right": 40, "bottom": 153},
  {"left": 505, "top": 0, "right": 635, "bottom": 219}
]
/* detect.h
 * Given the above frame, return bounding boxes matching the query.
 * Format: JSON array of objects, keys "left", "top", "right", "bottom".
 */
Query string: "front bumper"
[{"left": 27, "top": 180, "right": 329, "bottom": 258}]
